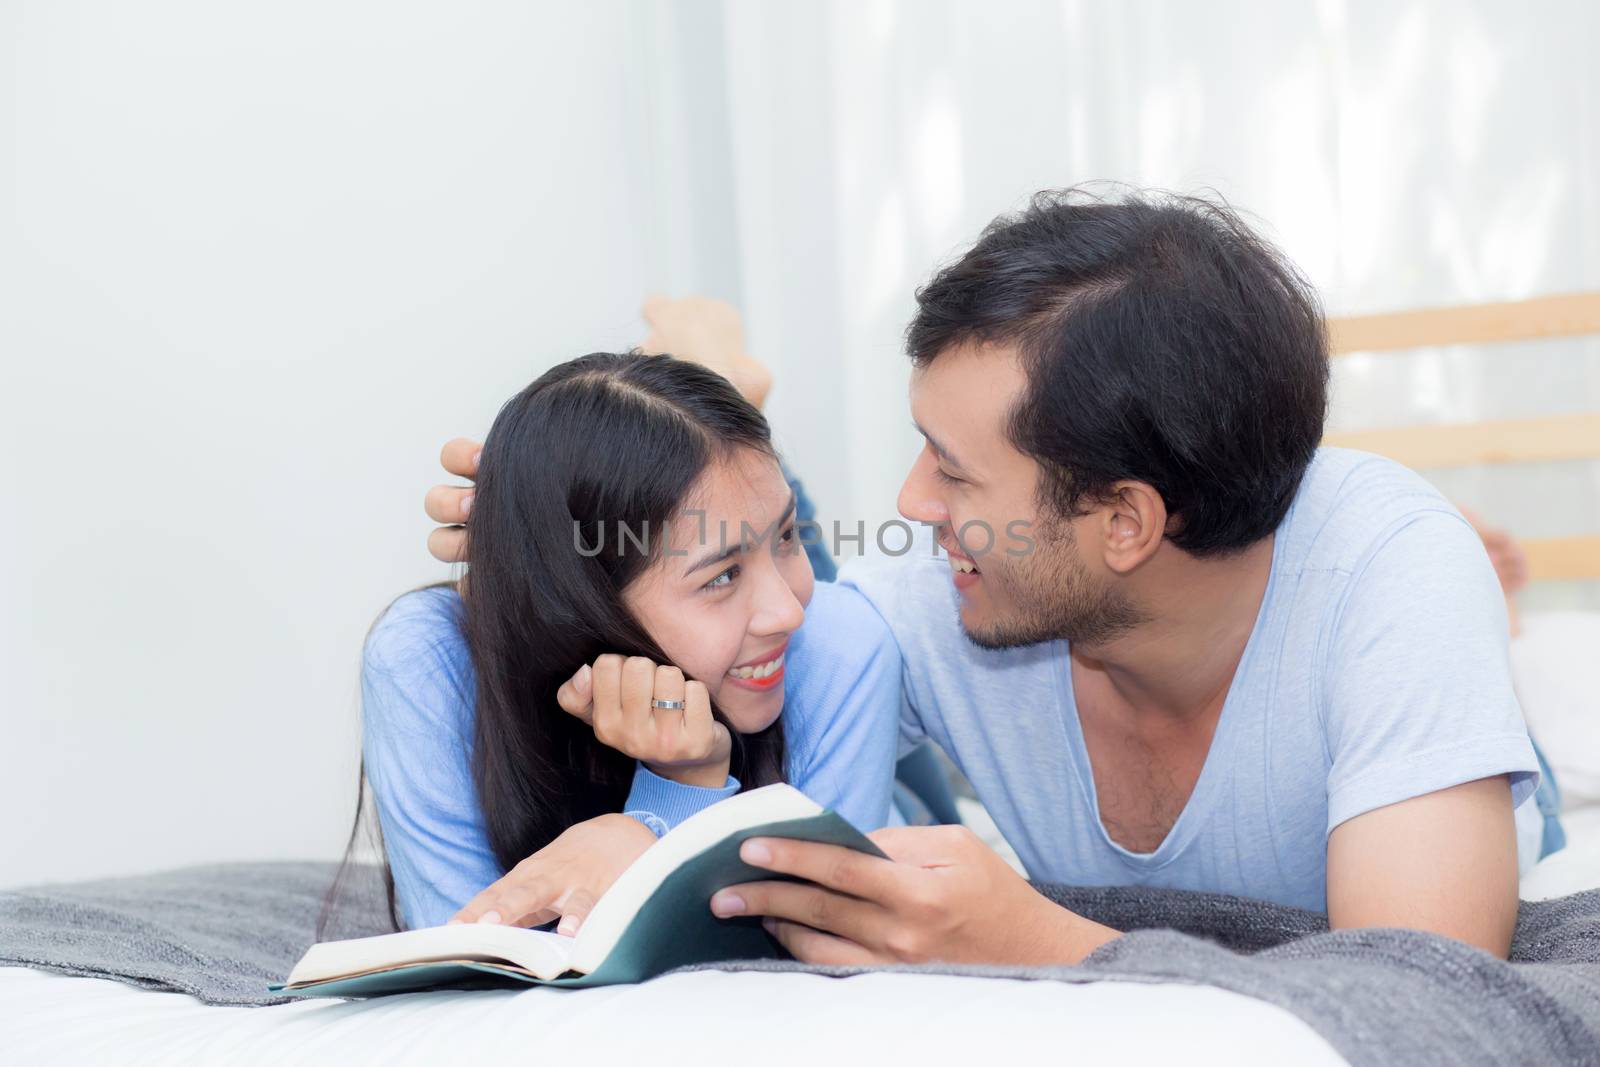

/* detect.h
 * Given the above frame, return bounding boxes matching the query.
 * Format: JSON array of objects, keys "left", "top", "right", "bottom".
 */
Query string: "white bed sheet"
[
  {"left": 1, "top": 966, "right": 1342, "bottom": 1067},
  {"left": 1521, "top": 804, "right": 1600, "bottom": 900}
]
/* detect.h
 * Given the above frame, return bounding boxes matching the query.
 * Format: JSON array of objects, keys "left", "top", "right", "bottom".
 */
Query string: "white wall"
[
  {"left": 6, "top": 0, "right": 1599, "bottom": 886},
  {"left": 1, "top": 0, "right": 738, "bottom": 885}
]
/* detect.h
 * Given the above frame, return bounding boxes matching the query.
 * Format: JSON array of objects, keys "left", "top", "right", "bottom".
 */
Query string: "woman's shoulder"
[
  {"left": 361, "top": 584, "right": 475, "bottom": 742},
  {"left": 780, "top": 582, "right": 903, "bottom": 782},
  {"left": 795, "top": 580, "right": 894, "bottom": 648},
  {"left": 363, "top": 583, "right": 469, "bottom": 679},
  {"left": 784, "top": 581, "right": 900, "bottom": 698}
]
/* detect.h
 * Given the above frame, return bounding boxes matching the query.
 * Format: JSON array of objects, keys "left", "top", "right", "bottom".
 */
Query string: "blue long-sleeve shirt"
[{"left": 360, "top": 578, "right": 901, "bottom": 930}]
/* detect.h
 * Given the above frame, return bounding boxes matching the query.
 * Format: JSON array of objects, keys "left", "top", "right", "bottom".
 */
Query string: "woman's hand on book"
[
  {"left": 557, "top": 655, "right": 734, "bottom": 788},
  {"left": 709, "top": 824, "right": 1122, "bottom": 967},
  {"left": 448, "top": 814, "right": 656, "bottom": 935}
]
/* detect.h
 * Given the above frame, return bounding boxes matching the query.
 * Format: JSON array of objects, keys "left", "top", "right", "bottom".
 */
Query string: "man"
[{"left": 428, "top": 189, "right": 1542, "bottom": 963}]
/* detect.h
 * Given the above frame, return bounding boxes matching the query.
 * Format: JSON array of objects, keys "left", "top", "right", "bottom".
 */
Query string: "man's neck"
[{"left": 1073, "top": 533, "right": 1276, "bottom": 722}]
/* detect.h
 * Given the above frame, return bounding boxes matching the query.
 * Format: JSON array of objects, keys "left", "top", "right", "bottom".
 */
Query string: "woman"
[{"left": 345, "top": 349, "right": 904, "bottom": 935}]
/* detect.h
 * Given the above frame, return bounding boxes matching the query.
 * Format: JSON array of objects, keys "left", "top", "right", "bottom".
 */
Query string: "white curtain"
[{"left": 698, "top": 0, "right": 1600, "bottom": 607}]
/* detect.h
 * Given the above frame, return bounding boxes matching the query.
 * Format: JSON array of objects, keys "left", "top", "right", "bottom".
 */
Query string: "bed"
[
  {"left": 1, "top": 964, "right": 1342, "bottom": 1066},
  {"left": 5, "top": 293, "right": 1600, "bottom": 1066},
  {"left": 2, "top": 795, "right": 1596, "bottom": 1067}
]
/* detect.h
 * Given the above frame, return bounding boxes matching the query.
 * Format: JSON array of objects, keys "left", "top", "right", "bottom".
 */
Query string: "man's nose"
[{"left": 898, "top": 450, "right": 950, "bottom": 526}]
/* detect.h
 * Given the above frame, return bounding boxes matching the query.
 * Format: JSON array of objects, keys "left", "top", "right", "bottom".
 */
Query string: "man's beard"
[{"left": 960, "top": 512, "right": 1145, "bottom": 650}]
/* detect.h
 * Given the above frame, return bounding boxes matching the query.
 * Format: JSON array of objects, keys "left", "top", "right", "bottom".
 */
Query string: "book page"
[{"left": 286, "top": 922, "right": 576, "bottom": 985}]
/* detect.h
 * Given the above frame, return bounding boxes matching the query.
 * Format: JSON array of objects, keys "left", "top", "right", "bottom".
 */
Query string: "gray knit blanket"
[{"left": 2, "top": 861, "right": 1598, "bottom": 1066}]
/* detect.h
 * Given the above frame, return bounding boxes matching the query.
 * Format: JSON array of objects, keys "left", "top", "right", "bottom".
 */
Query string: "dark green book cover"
[{"left": 271, "top": 810, "right": 884, "bottom": 997}]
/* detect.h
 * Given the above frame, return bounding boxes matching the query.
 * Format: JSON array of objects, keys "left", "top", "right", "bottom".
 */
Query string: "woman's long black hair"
[{"left": 321, "top": 352, "right": 789, "bottom": 936}]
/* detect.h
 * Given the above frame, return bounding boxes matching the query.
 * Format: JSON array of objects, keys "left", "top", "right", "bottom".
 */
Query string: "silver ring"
[{"left": 650, "top": 698, "right": 686, "bottom": 710}]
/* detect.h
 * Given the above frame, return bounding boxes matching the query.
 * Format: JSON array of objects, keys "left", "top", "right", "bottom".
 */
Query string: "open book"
[{"left": 271, "top": 783, "right": 885, "bottom": 995}]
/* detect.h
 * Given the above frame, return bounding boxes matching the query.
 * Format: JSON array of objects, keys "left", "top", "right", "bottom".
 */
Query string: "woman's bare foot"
[
  {"left": 1457, "top": 505, "right": 1528, "bottom": 638},
  {"left": 639, "top": 295, "right": 773, "bottom": 409}
]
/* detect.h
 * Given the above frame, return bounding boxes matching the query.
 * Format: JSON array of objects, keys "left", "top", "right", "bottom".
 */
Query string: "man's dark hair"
[{"left": 906, "top": 185, "right": 1329, "bottom": 557}]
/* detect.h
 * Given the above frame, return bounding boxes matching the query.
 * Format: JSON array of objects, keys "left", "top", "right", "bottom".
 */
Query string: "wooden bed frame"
[{"left": 1324, "top": 291, "right": 1600, "bottom": 584}]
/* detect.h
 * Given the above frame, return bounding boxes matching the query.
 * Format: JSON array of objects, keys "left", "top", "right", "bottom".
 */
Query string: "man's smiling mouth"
[{"left": 940, "top": 534, "right": 983, "bottom": 586}]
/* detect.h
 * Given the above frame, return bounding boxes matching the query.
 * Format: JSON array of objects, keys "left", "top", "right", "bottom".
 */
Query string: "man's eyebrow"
[
  {"left": 682, "top": 491, "right": 798, "bottom": 576},
  {"left": 912, "top": 421, "right": 971, "bottom": 473}
]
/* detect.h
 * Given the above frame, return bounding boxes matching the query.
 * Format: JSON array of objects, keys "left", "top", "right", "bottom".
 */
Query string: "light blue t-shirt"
[
  {"left": 841, "top": 446, "right": 1542, "bottom": 912},
  {"left": 360, "top": 581, "right": 902, "bottom": 930}
]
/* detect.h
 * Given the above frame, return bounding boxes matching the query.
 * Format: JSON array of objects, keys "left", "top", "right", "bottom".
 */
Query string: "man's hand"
[
  {"left": 708, "top": 824, "right": 1119, "bottom": 966},
  {"left": 425, "top": 438, "right": 479, "bottom": 564},
  {"left": 555, "top": 655, "right": 732, "bottom": 788},
  {"left": 640, "top": 295, "right": 773, "bottom": 410},
  {"left": 450, "top": 814, "right": 656, "bottom": 935}
]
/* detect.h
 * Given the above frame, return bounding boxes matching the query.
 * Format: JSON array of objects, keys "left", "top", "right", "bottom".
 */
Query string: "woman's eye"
[
  {"left": 779, "top": 524, "right": 796, "bottom": 544},
  {"left": 704, "top": 565, "right": 739, "bottom": 591}
]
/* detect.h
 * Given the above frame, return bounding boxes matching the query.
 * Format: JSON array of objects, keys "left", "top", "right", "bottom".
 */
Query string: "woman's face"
[{"left": 622, "top": 449, "right": 814, "bottom": 734}]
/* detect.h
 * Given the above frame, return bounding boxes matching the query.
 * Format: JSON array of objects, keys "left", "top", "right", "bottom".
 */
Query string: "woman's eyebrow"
[
  {"left": 684, "top": 540, "right": 743, "bottom": 577},
  {"left": 681, "top": 491, "right": 798, "bottom": 576}
]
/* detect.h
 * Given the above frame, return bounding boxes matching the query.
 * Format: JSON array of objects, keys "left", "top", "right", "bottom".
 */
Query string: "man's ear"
[{"left": 1099, "top": 481, "right": 1167, "bottom": 574}]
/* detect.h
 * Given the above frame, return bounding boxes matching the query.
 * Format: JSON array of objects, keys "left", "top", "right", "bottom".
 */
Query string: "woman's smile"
[{"left": 723, "top": 639, "right": 788, "bottom": 691}]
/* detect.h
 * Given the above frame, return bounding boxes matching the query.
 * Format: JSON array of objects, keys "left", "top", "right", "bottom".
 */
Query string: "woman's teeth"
[
  {"left": 952, "top": 557, "right": 979, "bottom": 574},
  {"left": 728, "top": 652, "right": 785, "bottom": 680}
]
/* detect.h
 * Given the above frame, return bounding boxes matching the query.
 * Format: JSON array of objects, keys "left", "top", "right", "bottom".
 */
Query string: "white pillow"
[{"left": 1511, "top": 611, "right": 1600, "bottom": 809}]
